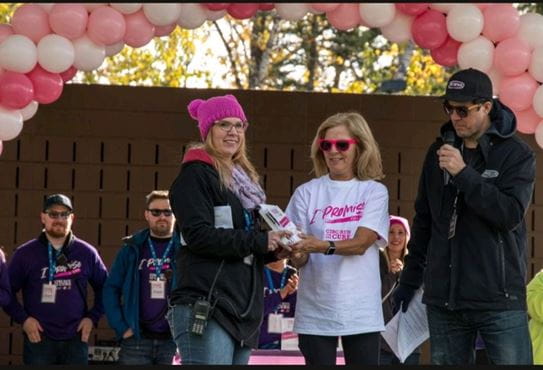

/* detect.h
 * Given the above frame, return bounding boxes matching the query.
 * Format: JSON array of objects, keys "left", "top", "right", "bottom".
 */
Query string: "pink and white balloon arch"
[{"left": 2, "top": 3, "right": 543, "bottom": 149}]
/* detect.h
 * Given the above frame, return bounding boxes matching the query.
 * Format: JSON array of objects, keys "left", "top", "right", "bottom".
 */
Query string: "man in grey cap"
[
  {"left": 393, "top": 68, "right": 535, "bottom": 364},
  {"left": 4, "top": 193, "right": 108, "bottom": 365}
]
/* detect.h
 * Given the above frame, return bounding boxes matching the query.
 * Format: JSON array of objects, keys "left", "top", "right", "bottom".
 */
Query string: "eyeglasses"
[
  {"left": 214, "top": 120, "right": 248, "bottom": 133},
  {"left": 318, "top": 138, "right": 358, "bottom": 152},
  {"left": 443, "top": 102, "right": 481, "bottom": 118},
  {"left": 45, "top": 211, "right": 72, "bottom": 219},
  {"left": 147, "top": 209, "right": 173, "bottom": 217}
]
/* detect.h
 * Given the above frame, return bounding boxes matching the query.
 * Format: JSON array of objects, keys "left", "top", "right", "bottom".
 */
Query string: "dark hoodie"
[
  {"left": 168, "top": 148, "right": 276, "bottom": 348},
  {"left": 400, "top": 99, "right": 536, "bottom": 311}
]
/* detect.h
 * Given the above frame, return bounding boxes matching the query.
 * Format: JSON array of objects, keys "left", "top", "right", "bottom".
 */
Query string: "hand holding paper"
[{"left": 258, "top": 204, "right": 302, "bottom": 246}]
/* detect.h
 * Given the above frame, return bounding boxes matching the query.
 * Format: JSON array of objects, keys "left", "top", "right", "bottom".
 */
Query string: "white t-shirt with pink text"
[{"left": 285, "top": 174, "right": 390, "bottom": 336}]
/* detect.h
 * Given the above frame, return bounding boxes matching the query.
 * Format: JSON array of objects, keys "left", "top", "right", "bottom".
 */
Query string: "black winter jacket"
[
  {"left": 168, "top": 148, "right": 275, "bottom": 348},
  {"left": 399, "top": 99, "right": 536, "bottom": 311}
]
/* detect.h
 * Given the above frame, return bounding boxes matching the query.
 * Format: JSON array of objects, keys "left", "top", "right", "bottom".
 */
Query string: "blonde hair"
[
  {"left": 185, "top": 128, "right": 260, "bottom": 189},
  {"left": 310, "top": 112, "right": 385, "bottom": 180}
]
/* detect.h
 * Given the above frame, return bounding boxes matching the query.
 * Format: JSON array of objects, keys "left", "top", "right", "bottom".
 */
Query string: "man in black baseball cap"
[
  {"left": 393, "top": 67, "right": 535, "bottom": 365},
  {"left": 43, "top": 193, "right": 73, "bottom": 212}
]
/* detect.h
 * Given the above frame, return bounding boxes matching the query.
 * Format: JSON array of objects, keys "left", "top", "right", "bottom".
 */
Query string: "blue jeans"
[
  {"left": 426, "top": 304, "right": 533, "bottom": 365},
  {"left": 23, "top": 334, "right": 88, "bottom": 365},
  {"left": 118, "top": 336, "right": 177, "bottom": 365},
  {"left": 166, "top": 303, "right": 252, "bottom": 365}
]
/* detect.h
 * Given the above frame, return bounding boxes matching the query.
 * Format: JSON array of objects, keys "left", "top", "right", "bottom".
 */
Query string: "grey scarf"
[{"left": 229, "top": 165, "right": 266, "bottom": 210}]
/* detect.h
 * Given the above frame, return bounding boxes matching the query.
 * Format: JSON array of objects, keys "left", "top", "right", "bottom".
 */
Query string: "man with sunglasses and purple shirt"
[
  {"left": 103, "top": 190, "right": 180, "bottom": 365},
  {"left": 394, "top": 68, "right": 535, "bottom": 365},
  {"left": 4, "top": 193, "right": 108, "bottom": 365}
]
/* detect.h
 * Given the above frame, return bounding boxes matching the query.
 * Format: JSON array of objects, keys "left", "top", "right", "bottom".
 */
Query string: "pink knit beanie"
[
  {"left": 390, "top": 215, "right": 410, "bottom": 238},
  {"left": 187, "top": 94, "right": 247, "bottom": 140}
]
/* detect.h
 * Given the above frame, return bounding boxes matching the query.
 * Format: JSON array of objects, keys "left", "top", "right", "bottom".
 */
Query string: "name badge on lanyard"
[
  {"left": 42, "top": 243, "right": 59, "bottom": 304},
  {"left": 147, "top": 237, "right": 173, "bottom": 299}
]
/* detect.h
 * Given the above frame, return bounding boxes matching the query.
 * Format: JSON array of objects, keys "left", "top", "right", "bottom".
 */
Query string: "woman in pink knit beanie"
[{"left": 167, "top": 94, "right": 291, "bottom": 365}]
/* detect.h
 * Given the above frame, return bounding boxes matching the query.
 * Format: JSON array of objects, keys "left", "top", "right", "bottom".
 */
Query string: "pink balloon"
[
  {"left": 515, "top": 107, "right": 541, "bottom": 134},
  {"left": 259, "top": 3, "right": 274, "bottom": 11},
  {"left": 499, "top": 73, "right": 539, "bottom": 111},
  {"left": 494, "top": 37, "right": 531, "bottom": 77},
  {"left": 60, "top": 66, "right": 77, "bottom": 82},
  {"left": 88, "top": 6, "right": 126, "bottom": 46},
  {"left": 430, "top": 36, "right": 461, "bottom": 67},
  {"left": 396, "top": 3, "right": 428, "bottom": 16},
  {"left": 327, "top": 4, "right": 362, "bottom": 31},
  {"left": 49, "top": 4, "right": 88, "bottom": 40},
  {"left": 0, "top": 72, "right": 34, "bottom": 109},
  {"left": 154, "top": 23, "right": 177, "bottom": 37},
  {"left": 11, "top": 4, "right": 51, "bottom": 43},
  {"left": 476, "top": 4, "right": 492, "bottom": 11},
  {"left": 411, "top": 10, "right": 448, "bottom": 50},
  {"left": 0, "top": 24, "right": 13, "bottom": 44},
  {"left": 227, "top": 3, "right": 258, "bottom": 19},
  {"left": 26, "top": 65, "right": 63, "bottom": 105},
  {"left": 482, "top": 5, "right": 520, "bottom": 43},
  {"left": 123, "top": 11, "right": 155, "bottom": 48},
  {"left": 204, "top": 3, "right": 230, "bottom": 11},
  {"left": 311, "top": 3, "right": 340, "bottom": 13}
]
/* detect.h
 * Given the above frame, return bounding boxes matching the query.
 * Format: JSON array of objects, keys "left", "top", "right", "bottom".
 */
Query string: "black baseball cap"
[
  {"left": 43, "top": 194, "right": 73, "bottom": 212},
  {"left": 442, "top": 68, "right": 493, "bottom": 102}
]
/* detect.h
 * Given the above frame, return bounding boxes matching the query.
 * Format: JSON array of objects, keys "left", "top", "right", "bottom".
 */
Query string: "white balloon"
[
  {"left": 73, "top": 36, "right": 106, "bottom": 71},
  {"left": 37, "top": 34, "right": 75, "bottom": 73},
  {"left": 19, "top": 100, "right": 38, "bottom": 121},
  {"left": 275, "top": 3, "right": 310, "bottom": 22},
  {"left": 457, "top": 36, "right": 494, "bottom": 73},
  {"left": 380, "top": 13, "right": 413, "bottom": 43},
  {"left": 36, "top": 3, "right": 54, "bottom": 12},
  {"left": 532, "top": 85, "right": 543, "bottom": 118},
  {"left": 0, "top": 107, "right": 23, "bottom": 141},
  {"left": 143, "top": 3, "right": 182, "bottom": 27},
  {"left": 84, "top": 3, "right": 107, "bottom": 12},
  {"left": 534, "top": 122, "right": 543, "bottom": 149},
  {"left": 518, "top": 13, "right": 543, "bottom": 50},
  {"left": 359, "top": 3, "right": 396, "bottom": 28},
  {"left": 177, "top": 4, "right": 207, "bottom": 30},
  {"left": 0, "top": 35, "right": 37, "bottom": 73},
  {"left": 110, "top": 3, "right": 142, "bottom": 15},
  {"left": 487, "top": 67, "right": 502, "bottom": 96},
  {"left": 446, "top": 4, "right": 484, "bottom": 43},
  {"left": 205, "top": 9, "right": 227, "bottom": 21},
  {"left": 529, "top": 46, "right": 543, "bottom": 83},
  {"left": 429, "top": 3, "right": 456, "bottom": 14},
  {"left": 105, "top": 41, "right": 124, "bottom": 57}
]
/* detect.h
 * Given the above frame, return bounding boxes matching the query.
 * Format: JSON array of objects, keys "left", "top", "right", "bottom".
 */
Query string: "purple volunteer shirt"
[
  {"left": 5, "top": 233, "right": 108, "bottom": 340},
  {"left": 138, "top": 237, "right": 173, "bottom": 334},
  {"left": 258, "top": 268, "right": 297, "bottom": 348}
]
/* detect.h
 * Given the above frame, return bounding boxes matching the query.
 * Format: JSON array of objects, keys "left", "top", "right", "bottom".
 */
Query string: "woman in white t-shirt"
[{"left": 286, "top": 112, "right": 390, "bottom": 365}]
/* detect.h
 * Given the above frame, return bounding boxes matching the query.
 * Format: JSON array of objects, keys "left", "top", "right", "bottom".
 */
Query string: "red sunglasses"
[{"left": 318, "top": 138, "right": 358, "bottom": 152}]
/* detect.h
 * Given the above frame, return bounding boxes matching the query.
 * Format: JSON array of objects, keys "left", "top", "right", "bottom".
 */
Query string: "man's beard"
[
  {"left": 151, "top": 223, "right": 173, "bottom": 238},
  {"left": 46, "top": 224, "right": 69, "bottom": 238}
]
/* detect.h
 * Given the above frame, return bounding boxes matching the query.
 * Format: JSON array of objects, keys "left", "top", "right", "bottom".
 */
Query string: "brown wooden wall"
[{"left": 0, "top": 84, "right": 541, "bottom": 364}]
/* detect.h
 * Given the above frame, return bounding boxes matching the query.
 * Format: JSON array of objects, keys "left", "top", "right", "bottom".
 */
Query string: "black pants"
[{"left": 298, "top": 332, "right": 380, "bottom": 365}]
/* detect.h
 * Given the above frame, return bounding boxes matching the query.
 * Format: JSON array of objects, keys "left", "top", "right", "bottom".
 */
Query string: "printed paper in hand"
[{"left": 258, "top": 204, "right": 302, "bottom": 246}]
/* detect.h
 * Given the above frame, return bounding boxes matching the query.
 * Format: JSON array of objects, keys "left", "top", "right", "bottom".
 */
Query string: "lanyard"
[
  {"left": 265, "top": 267, "right": 288, "bottom": 291},
  {"left": 243, "top": 209, "right": 254, "bottom": 232},
  {"left": 147, "top": 237, "right": 173, "bottom": 279},
  {"left": 47, "top": 243, "right": 60, "bottom": 284}
]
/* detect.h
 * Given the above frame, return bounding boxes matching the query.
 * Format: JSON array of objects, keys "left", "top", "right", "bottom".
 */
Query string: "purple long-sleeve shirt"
[
  {"left": 4, "top": 232, "right": 108, "bottom": 340},
  {"left": 0, "top": 252, "right": 10, "bottom": 307}
]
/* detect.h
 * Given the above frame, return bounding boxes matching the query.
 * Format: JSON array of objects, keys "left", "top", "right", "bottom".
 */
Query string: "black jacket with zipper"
[
  {"left": 168, "top": 148, "right": 276, "bottom": 348},
  {"left": 399, "top": 99, "right": 536, "bottom": 311}
]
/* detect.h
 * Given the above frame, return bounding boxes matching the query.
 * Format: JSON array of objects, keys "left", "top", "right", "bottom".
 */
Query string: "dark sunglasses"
[
  {"left": 147, "top": 208, "right": 173, "bottom": 217},
  {"left": 45, "top": 211, "right": 72, "bottom": 219},
  {"left": 318, "top": 138, "right": 358, "bottom": 152},
  {"left": 443, "top": 102, "right": 481, "bottom": 118}
]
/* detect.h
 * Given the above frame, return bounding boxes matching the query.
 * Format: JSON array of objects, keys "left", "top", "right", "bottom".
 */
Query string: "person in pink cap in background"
[
  {"left": 166, "top": 94, "right": 291, "bottom": 365},
  {"left": 379, "top": 215, "right": 420, "bottom": 365}
]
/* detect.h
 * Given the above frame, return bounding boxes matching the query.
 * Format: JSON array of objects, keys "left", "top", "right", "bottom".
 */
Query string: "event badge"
[
  {"left": 268, "top": 313, "right": 283, "bottom": 333},
  {"left": 150, "top": 280, "right": 166, "bottom": 299},
  {"left": 41, "top": 283, "right": 57, "bottom": 303},
  {"left": 281, "top": 317, "right": 294, "bottom": 333},
  {"left": 214, "top": 205, "right": 234, "bottom": 229}
]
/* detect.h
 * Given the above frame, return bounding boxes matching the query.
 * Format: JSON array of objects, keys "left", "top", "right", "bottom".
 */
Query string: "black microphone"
[{"left": 442, "top": 131, "right": 455, "bottom": 185}]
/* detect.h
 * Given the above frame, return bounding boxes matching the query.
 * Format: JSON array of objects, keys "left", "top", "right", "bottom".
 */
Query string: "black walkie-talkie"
[{"left": 191, "top": 299, "right": 211, "bottom": 335}]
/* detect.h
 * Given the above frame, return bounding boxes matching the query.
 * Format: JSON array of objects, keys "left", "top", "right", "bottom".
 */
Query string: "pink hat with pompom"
[{"left": 187, "top": 94, "right": 247, "bottom": 140}]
